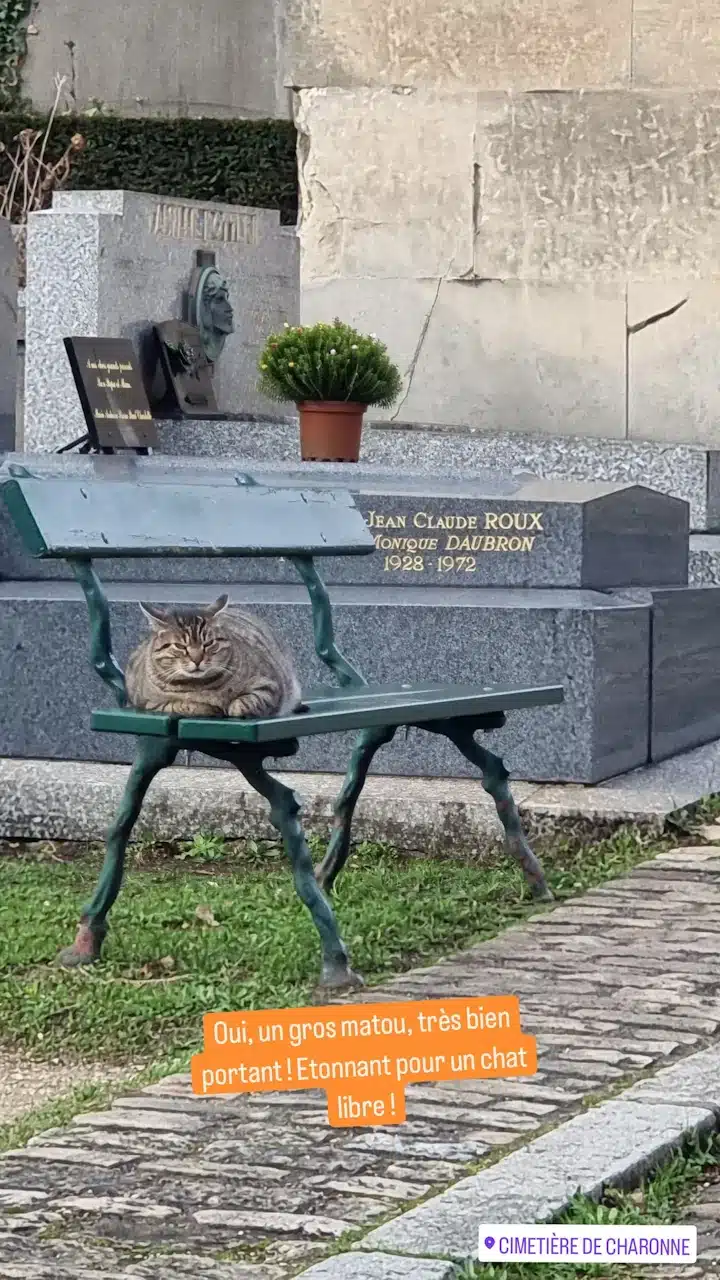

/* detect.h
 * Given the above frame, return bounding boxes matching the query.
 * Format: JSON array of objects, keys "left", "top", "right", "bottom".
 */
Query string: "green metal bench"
[{"left": 1, "top": 465, "right": 564, "bottom": 990}]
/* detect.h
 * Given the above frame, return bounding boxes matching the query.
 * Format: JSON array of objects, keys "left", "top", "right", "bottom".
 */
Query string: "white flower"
[
  {"left": 330, "top": 348, "right": 336, "bottom": 355},
  {"left": 370, "top": 332, "right": 377, "bottom": 339},
  {"left": 351, "top": 344, "right": 358, "bottom": 350},
  {"left": 283, "top": 322, "right": 290, "bottom": 328}
]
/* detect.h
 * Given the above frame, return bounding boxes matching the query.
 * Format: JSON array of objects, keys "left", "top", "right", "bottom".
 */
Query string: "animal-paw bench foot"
[
  {"left": 56, "top": 919, "right": 106, "bottom": 967},
  {"left": 324, "top": 712, "right": 557, "bottom": 906}
]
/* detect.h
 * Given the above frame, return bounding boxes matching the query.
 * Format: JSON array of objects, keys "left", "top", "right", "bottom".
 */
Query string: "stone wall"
[
  {"left": 24, "top": 0, "right": 290, "bottom": 119},
  {"left": 288, "top": 0, "right": 720, "bottom": 445}
]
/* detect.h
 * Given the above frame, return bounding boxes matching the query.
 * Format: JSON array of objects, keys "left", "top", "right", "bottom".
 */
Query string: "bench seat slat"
[
  {"left": 91, "top": 682, "right": 564, "bottom": 743},
  {"left": 0, "top": 477, "right": 376, "bottom": 558}
]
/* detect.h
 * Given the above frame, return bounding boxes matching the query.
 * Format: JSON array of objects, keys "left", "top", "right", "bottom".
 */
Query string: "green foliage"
[
  {"left": 258, "top": 319, "right": 403, "bottom": 408},
  {"left": 0, "top": 0, "right": 32, "bottom": 108},
  {"left": 0, "top": 112, "right": 298, "bottom": 221},
  {"left": 177, "top": 832, "right": 228, "bottom": 862}
]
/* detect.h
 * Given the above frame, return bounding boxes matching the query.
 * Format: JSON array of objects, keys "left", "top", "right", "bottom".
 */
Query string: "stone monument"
[{"left": 22, "top": 190, "right": 299, "bottom": 451}]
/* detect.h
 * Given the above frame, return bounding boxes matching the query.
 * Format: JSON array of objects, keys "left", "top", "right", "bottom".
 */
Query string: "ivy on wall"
[
  {"left": 0, "top": 0, "right": 32, "bottom": 107},
  {"left": 0, "top": 112, "right": 299, "bottom": 221}
]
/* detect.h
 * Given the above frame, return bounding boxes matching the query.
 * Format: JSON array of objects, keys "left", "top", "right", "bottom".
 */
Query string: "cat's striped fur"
[{"left": 125, "top": 594, "right": 302, "bottom": 719}]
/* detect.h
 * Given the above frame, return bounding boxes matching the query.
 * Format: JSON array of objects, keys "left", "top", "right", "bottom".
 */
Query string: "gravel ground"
[{"left": 0, "top": 1050, "right": 145, "bottom": 1126}]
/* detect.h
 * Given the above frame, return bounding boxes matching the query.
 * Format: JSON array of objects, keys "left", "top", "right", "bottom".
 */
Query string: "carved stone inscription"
[
  {"left": 151, "top": 202, "right": 258, "bottom": 246},
  {"left": 365, "top": 506, "right": 546, "bottom": 576}
]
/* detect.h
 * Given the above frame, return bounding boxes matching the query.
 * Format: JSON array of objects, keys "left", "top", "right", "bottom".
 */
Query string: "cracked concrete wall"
[
  {"left": 293, "top": 4, "right": 720, "bottom": 443},
  {"left": 24, "top": 0, "right": 290, "bottom": 119}
]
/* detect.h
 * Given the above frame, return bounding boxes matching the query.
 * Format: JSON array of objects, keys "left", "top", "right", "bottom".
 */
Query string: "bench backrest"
[{"left": 0, "top": 473, "right": 376, "bottom": 560}]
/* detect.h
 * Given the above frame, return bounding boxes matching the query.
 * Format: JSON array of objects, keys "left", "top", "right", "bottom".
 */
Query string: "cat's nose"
[{"left": 187, "top": 649, "right": 203, "bottom": 666}]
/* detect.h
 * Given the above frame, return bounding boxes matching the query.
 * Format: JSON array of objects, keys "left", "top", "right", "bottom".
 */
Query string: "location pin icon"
[{"left": 484, "top": 1236, "right": 496, "bottom": 1249}]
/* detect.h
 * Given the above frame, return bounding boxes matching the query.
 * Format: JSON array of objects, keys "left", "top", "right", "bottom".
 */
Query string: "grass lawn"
[
  {"left": 460, "top": 1130, "right": 720, "bottom": 1280},
  {"left": 0, "top": 826, "right": 667, "bottom": 1065}
]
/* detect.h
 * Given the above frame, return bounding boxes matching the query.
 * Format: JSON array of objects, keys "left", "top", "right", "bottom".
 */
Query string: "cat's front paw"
[{"left": 227, "top": 699, "right": 251, "bottom": 719}]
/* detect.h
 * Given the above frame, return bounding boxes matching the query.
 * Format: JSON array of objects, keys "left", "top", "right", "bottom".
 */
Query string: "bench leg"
[
  {"left": 57, "top": 737, "right": 178, "bottom": 967},
  {"left": 240, "top": 760, "right": 363, "bottom": 991},
  {"left": 317, "top": 724, "right": 397, "bottom": 894},
  {"left": 443, "top": 724, "right": 553, "bottom": 903}
]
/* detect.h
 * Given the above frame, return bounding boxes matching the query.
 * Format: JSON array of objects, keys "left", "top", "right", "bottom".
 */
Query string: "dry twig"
[{"left": 0, "top": 74, "right": 86, "bottom": 284}]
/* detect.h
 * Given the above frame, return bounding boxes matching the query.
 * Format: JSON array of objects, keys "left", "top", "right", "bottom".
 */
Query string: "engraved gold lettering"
[
  {"left": 373, "top": 508, "right": 543, "bottom": 556},
  {"left": 484, "top": 510, "right": 544, "bottom": 532}
]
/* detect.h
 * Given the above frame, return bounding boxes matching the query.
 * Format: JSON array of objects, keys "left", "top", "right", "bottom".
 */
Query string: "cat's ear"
[
  {"left": 139, "top": 602, "right": 170, "bottom": 630},
  {"left": 205, "top": 594, "right": 229, "bottom": 618}
]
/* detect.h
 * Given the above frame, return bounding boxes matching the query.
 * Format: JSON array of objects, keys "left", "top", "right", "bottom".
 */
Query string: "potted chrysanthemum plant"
[{"left": 258, "top": 319, "right": 402, "bottom": 462}]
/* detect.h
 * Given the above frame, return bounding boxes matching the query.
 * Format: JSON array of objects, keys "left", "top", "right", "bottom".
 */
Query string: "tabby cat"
[{"left": 125, "top": 594, "right": 303, "bottom": 719}]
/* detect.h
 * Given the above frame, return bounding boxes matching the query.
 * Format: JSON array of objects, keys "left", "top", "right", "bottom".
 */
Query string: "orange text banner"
[{"left": 191, "top": 995, "right": 536, "bottom": 1127}]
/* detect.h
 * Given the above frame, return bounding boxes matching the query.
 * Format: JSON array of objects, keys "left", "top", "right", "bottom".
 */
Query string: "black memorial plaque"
[
  {"left": 152, "top": 320, "right": 226, "bottom": 420},
  {"left": 63, "top": 337, "right": 158, "bottom": 451}
]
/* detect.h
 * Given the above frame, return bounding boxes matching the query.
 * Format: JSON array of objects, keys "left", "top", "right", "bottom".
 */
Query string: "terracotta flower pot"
[{"left": 297, "top": 401, "right": 366, "bottom": 462}]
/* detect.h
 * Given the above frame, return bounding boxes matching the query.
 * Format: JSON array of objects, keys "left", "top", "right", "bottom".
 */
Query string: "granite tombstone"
[
  {"left": 0, "top": 462, "right": 691, "bottom": 591},
  {"left": 23, "top": 190, "right": 299, "bottom": 452}
]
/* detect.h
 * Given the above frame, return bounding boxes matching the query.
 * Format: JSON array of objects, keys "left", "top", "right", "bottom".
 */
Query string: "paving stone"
[
  {"left": 53, "top": 1195, "right": 180, "bottom": 1219},
  {"left": 2, "top": 1146, "right": 140, "bottom": 1168},
  {"left": 342, "top": 1135, "right": 487, "bottom": 1161},
  {"left": 383, "top": 1161, "right": 459, "bottom": 1183},
  {"left": 534, "top": 1056, "right": 619, "bottom": 1080},
  {"left": 543, "top": 1037, "right": 675, "bottom": 1059},
  {"left": 0, "top": 1189, "right": 48, "bottom": 1206},
  {"left": 125, "top": 1262, "right": 286, "bottom": 1279},
  {"left": 689, "top": 1202, "right": 720, "bottom": 1219},
  {"left": 193, "top": 1210, "right": 354, "bottom": 1237},
  {"left": 27, "top": 1128, "right": 196, "bottom": 1153},
  {"left": 136, "top": 1159, "right": 291, "bottom": 1182},
  {"left": 485, "top": 1098, "right": 559, "bottom": 1117},
  {"left": 71, "top": 1109, "right": 208, "bottom": 1133},
  {"left": 112, "top": 1094, "right": 256, "bottom": 1118},
  {"left": 310, "top": 1175, "right": 429, "bottom": 1201},
  {"left": 400, "top": 1102, "right": 541, "bottom": 1129},
  {"left": 623, "top": 1045, "right": 720, "bottom": 1113},
  {"left": 0, "top": 1268, "right": 113, "bottom": 1279}
]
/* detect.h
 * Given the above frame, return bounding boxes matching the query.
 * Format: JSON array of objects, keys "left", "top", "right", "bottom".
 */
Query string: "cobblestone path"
[{"left": 1, "top": 845, "right": 720, "bottom": 1279}]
